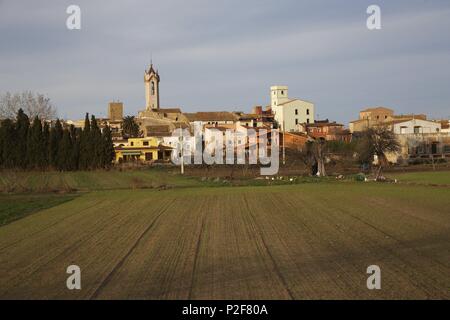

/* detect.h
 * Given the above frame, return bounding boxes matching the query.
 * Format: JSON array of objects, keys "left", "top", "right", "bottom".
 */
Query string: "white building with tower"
[{"left": 270, "top": 86, "right": 314, "bottom": 132}]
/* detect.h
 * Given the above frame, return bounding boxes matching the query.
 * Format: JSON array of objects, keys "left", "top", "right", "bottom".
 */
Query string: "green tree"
[
  {"left": 14, "top": 109, "right": 30, "bottom": 168},
  {"left": 79, "top": 113, "right": 91, "bottom": 170},
  {"left": 357, "top": 127, "right": 401, "bottom": 180},
  {"left": 90, "top": 115, "right": 103, "bottom": 168},
  {"left": 42, "top": 121, "right": 50, "bottom": 168},
  {"left": 0, "top": 119, "right": 16, "bottom": 168},
  {"left": 69, "top": 125, "right": 81, "bottom": 170},
  {"left": 122, "top": 115, "right": 140, "bottom": 138},
  {"left": 27, "top": 116, "right": 45, "bottom": 169},
  {"left": 101, "top": 125, "right": 115, "bottom": 167},
  {"left": 57, "top": 129, "right": 72, "bottom": 171},
  {"left": 49, "top": 119, "right": 63, "bottom": 168}
]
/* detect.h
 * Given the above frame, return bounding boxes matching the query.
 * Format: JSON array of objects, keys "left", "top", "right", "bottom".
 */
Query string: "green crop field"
[
  {"left": 0, "top": 177, "right": 449, "bottom": 299},
  {"left": 387, "top": 170, "right": 450, "bottom": 185},
  {"left": 0, "top": 169, "right": 205, "bottom": 193}
]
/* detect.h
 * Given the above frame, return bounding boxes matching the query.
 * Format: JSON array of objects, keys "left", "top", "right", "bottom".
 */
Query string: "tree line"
[{"left": 0, "top": 109, "right": 115, "bottom": 171}]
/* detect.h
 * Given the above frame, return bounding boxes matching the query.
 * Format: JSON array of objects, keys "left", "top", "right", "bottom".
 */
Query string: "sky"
[{"left": 1, "top": 0, "right": 450, "bottom": 124}]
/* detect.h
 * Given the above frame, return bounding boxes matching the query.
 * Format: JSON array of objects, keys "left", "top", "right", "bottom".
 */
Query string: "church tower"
[{"left": 144, "top": 64, "right": 160, "bottom": 111}]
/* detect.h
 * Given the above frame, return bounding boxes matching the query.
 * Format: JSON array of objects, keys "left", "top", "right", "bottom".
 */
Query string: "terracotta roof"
[
  {"left": 185, "top": 112, "right": 239, "bottom": 122},
  {"left": 381, "top": 118, "right": 438, "bottom": 126},
  {"left": 156, "top": 108, "right": 182, "bottom": 113},
  {"left": 390, "top": 114, "right": 427, "bottom": 120},
  {"left": 360, "top": 106, "right": 394, "bottom": 112},
  {"left": 349, "top": 119, "right": 369, "bottom": 124},
  {"left": 145, "top": 125, "right": 171, "bottom": 136},
  {"left": 306, "top": 122, "right": 343, "bottom": 128}
]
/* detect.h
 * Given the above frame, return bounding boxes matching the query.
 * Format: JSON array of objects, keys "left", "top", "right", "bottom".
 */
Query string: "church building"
[{"left": 137, "top": 64, "right": 190, "bottom": 137}]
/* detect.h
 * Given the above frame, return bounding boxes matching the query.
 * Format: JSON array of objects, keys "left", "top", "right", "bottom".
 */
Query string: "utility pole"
[
  {"left": 282, "top": 120, "right": 286, "bottom": 166},
  {"left": 180, "top": 124, "right": 184, "bottom": 175}
]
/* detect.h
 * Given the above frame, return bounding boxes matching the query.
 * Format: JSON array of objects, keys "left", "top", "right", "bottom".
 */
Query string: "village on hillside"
[{"left": 61, "top": 64, "right": 450, "bottom": 168}]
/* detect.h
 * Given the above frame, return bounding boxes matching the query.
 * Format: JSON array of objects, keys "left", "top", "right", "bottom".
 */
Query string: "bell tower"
[{"left": 144, "top": 64, "right": 160, "bottom": 111}]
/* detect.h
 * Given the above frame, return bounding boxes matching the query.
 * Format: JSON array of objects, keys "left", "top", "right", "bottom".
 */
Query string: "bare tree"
[
  {"left": 302, "top": 138, "right": 327, "bottom": 177},
  {"left": 357, "top": 126, "right": 400, "bottom": 180},
  {"left": 0, "top": 91, "right": 57, "bottom": 120}
]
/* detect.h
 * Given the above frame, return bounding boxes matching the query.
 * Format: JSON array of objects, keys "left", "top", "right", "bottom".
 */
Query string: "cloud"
[{"left": 0, "top": 0, "right": 449, "bottom": 123}]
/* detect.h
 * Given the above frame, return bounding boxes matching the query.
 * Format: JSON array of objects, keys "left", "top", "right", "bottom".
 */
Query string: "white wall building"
[
  {"left": 270, "top": 86, "right": 314, "bottom": 132},
  {"left": 391, "top": 119, "right": 441, "bottom": 134}
]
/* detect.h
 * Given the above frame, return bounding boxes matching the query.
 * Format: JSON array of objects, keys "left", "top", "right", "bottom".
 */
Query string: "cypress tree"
[
  {"left": 69, "top": 125, "right": 80, "bottom": 170},
  {"left": 42, "top": 121, "right": 50, "bottom": 168},
  {"left": 79, "top": 113, "right": 91, "bottom": 170},
  {"left": 0, "top": 119, "right": 16, "bottom": 168},
  {"left": 49, "top": 119, "right": 63, "bottom": 168},
  {"left": 14, "top": 109, "right": 30, "bottom": 168},
  {"left": 57, "top": 129, "right": 72, "bottom": 171},
  {"left": 101, "top": 125, "right": 115, "bottom": 167},
  {"left": 90, "top": 115, "right": 102, "bottom": 168},
  {"left": 0, "top": 121, "right": 3, "bottom": 168},
  {"left": 27, "top": 116, "right": 45, "bottom": 169}
]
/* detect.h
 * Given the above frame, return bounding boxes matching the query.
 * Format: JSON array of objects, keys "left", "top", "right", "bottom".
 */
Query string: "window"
[
  {"left": 143, "top": 141, "right": 149, "bottom": 146},
  {"left": 306, "top": 118, "right": 310, "bottom": 124},
  {"left": 281, "top": 90, "right": 284, "bottom": 95},
  {"left": 306, "top": 109, "right": 310, "bottom": 115},
  {"left": 400, "top": 126, "right": 407, "bottom": 134},
  {"left": 295, "top": 109, "right": 298, "bottom": 115},
  {"left": 295, "top": 119, "right": 298, "bottom": 125},
  {"left": 130, "top": 142, "right": 134, "bottom": 146},
  {"left": 414, "top": 126, "right": 421, "bottom": 134},
  {"left": 151, "top": 81, "right": 155, "bottom": 95}
]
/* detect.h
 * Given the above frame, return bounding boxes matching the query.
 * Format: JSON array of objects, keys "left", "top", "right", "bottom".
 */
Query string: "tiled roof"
[
  {"left": 360, "top": 106, "right": 394, "bottom": 112},
  {"left": 185, "top": 112, "right": 239, "bottom": 122},
  {"left": 156, "top": 108, "right": 182, "bottom": 113}
]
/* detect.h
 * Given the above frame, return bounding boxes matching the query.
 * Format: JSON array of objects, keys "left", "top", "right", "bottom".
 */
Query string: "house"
[
  {"left": 378, "top": 119, "right": 449, "bottom": 163},
  {"left": 184, "top": 111, "right": 239, "bottom": 127},
  {"left": 298, "top": 119, "right": 350, "bottom": 141},
  {"left": 281, "top": 132, "right": 309, "bottom": 151},
  {"left": 383, "top": 118, "right": 441, "bottom": 134},
  {"left": 349, "top": 107, "right": 394, "bottom": 133},
  {"left": 114, "top": 137, "right": 172, "bottom": 163},
  {"left": 234, "top": 106, "right": 275, "bottom": 128},
  {"left": 270, "top": 86, "right": 314, "bottom": 132}
]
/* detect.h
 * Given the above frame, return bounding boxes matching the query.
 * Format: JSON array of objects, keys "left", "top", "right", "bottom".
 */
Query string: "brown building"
[
  {"left": 299, "top": 119, "right": 350, "bottom": 142},
  {"left": 349, "top": 107, "right": 394, "bottom": 132},
  {"left": 281, "top": 132, "right": 309, "bottom": 151},
  {"left": 108, "top": 102, "right": 124, "bottom": 121}
]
